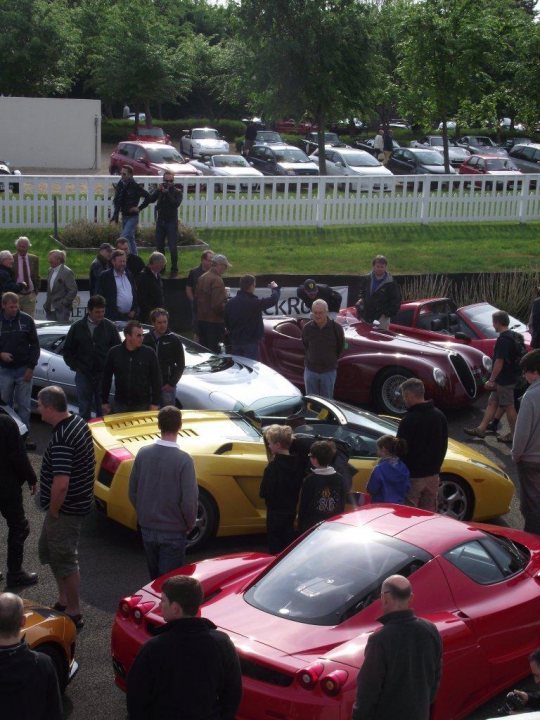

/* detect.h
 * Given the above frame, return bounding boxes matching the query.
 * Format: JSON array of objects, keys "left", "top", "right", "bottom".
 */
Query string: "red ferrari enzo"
[{"left": 111, "top": 506, "right": 540, "bottom": 720}]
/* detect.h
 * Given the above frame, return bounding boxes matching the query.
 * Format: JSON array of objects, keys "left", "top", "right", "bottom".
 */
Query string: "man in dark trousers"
[
  {"left": 96, "top": 250, "right": 138, "bottom": 321},
  {"left": 195, "top": 253, "right": 230, "bottom": 352},
  {"left": 126, "top": 575, "right": 242, "bottom": 720},
  {"left": 136, "top": 252, "right": 166, "bottom": 323},
  {"left": 62, "top": 294, "right": 121, "bottom": 420},
  {"left": 225, "top": 274, "right": 280, "bottom": 360},
  {"left": 352, "top": 574, "right": 442, "bottom": 720},
  {"left": 0, "top": 411, "right": 38, "bottom": 587},
  {"left": 139, "top": 170, "right": 183, "bottom": 278},
  {"left": 110, "top": 165, "right": 149, "bottom": 256},
  {"left": 397, "top": 378, "right": 448, "bottom": 512},
  {"left": 143, "top": 308, "right": 185, "bottom": 407},
  {"left": 297, "top": 278, "right": 342, "bottom": 315},
  {"left": 355, "top": 255, "right": 401, "bottom": 330},
  {"left": 101, "top": 320, "right": 162, "bottom": 414},
  {"left": 0, "top": 592, "right": 62, "bottom": 720},
  {"left": 186, "top": 249, "right": 214, "bottom": 335}
]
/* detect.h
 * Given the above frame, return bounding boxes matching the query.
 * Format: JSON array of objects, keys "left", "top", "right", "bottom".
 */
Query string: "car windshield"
[
  {"left": 428, "top": 137, "right": 443, "bottom": 146},
  {"left": 137, "top": 128, "right": 164, "bottom": 137},
  {"left": 213, "top": 155, "right": 248, "bottom": 168},
  {"left": 192, "top": 129, "right": 219, "bottom": 140},
  {"left": 257, "top": 132, "right": 281, "bottom": 142},
  {"left": 414, "top": 151, "right": 444, "bottom": 165},
  {"left": 242, "top": 395, "right": 303, "bottom": 417},
  {"left": 324, "top": 133, "right": 340, "bottom": 142},
  {"left": 183, "top": 344, "right": 237, "bottom": 373},
  {"left": 461, "top": 304, "right": 527, "bottom": 337},
  {"left": 485, "top": 159, "right": 518, "bottom": 171},
  {"left": 342, "top": 151, "right": 380, "bottom": 168},
  {"left": 245, "top": 523, "right": 431, "bottom": 625},
  {"left": 275, "top": 148, "right": 311, "bottom": 163},
  {"left": 146, "top": 148, "right": 183, "bottom": 163}
]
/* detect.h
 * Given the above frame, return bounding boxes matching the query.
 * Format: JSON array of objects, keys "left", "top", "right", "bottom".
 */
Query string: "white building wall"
[{"left": 0, "top": 97, "right": 101, "bottom": 169}]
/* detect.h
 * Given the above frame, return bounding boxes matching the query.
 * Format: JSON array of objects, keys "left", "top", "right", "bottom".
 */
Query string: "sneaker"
[
  {"left": 463, "top": 427, "right": 486, "bottom": 438},
  {"left": 497, "top": 433, "right": 513, "bottom": 443},
  {"left": 6, "top": 570, "right": 38, "bottom": 587}
]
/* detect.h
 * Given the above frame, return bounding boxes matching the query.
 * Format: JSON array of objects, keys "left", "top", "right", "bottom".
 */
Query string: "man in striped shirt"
[{"left": 37, "top": 386, "right": 95, "bottom": 630}]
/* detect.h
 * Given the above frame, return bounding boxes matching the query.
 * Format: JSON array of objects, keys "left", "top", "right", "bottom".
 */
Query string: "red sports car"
[
  {"left": 259, "top": 316, "right": 491, "bottom": 415},
  {"left": 111, "top": 505, "right": 540, "bottom": 720},
  {"left": 126, "top": 126, "right": 172, "bottom": 144}
]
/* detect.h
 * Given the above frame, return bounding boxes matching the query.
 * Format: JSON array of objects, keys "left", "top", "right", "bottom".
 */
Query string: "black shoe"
[
  {"left": 486, "top": 421, "right": 499, "bottom": 434},
  {"left": 6, "top": 570, "right": 38, "bottom": 587},
  {"left": 25, "top": 440, "right": 37, "bottom": 451},
  {"left": 67, "top": 613, "right": 85, "bottom": 630}
]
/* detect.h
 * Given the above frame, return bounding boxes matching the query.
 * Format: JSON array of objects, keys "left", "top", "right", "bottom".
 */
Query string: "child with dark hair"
[
  {"left": 367, "top": 435, "right": 410, "bottom": 504},
  {"left": 298, "top": 440, "right": 347, "bottom": 533},
  {"left": 260, "top": 425, "right": 304, "bottom": 554}
]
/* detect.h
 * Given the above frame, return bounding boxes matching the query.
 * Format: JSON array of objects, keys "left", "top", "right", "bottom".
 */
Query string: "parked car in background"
[
  {"left": 500, "top": 137, "right": 532, "bottom": 151},
  {"left": 179, "top": 127, "right": 229, "bottom": 158},
  {"left": 188, "top": 154, "right": 263, "bottom": 190},
  {"left": 253, "top": 130, "right": 283, "bottom": 145},
  {"left": 300, "top": 131, "right": 349, "bottom": 155},
  {"left": 310, "top": 147, "right": 392, "bottom": 190},
  {"left": 457, "top": 136, "right": 508, "bottom": 157},
  {"left": 260, "top": 315, "right": 489, "bottom": 416},
  {"left": 109, "top": 141, "right": 202, "bottom": 178},
  {"left": 386, "top": 148, "right": 457, "bottom": 179},
  {"left": 274, "top": 118, "right": 316, "bottom": 134},
  {"left": 410, "top": 136, "right": 470, "bottom": 168},
  {"left": 126, "top": 126, "right": 171, "bottom": 144},
  {"left": 0, "top": 158, "right": 21, "bottom": 193},
  {"left": 500, "top": 117, "right": 527, "bottom": 132},
  {"left": 247, "top": 144, "right": 319, "bottom": 178},
  {"left": 459, "top": 155, "right": 522, "bottom": 189},
  {"left": 354, "top": 136, "right": 401, "bottom": 157},
  {"left": 509, "top": 143, "right": 540, "bottom": 173}
]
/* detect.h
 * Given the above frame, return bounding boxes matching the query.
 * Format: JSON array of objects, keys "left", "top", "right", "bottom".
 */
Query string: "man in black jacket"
[
  {"left": 225, "top": 274, "right": 280, "bottom": 360},
  {"left": 88, "top": 243, "right": 113, "bottom": 296},
  {"left": 139, "top": 171, "right": 183, "bottom": 278},
  {"left": 353, "top": 575, "right": 442, "bottom": 720},
  {"left": 126, "top": 575, "right": 242, "bottom": 720},
  {"left": 297, "top": 278, "right": 342, "bottom": 315},
  {"left": 0, "top": 412, "right": 38, "bottom": 587},
  {"left": 62, "top": 295, "right": 121, "bottom": 419},
  {"left": 143, "top": 308, "right": 185, "bottom": 407},
  {"left": 0, "top": 592, "right": 62, "bottom": 719},
  {"left": 355, "top": 255, "right": 401, "bottom": 330},
  {"left": 397, "top": 378, "right": 448, "bottom": 512},
  {"left": 136, "top": 252, "right": 166, "bottom": 323},
  {"left": 102, "top": 320, "right": 161, "bottom": 414},
  {"left": 513, "top": 648, "right": 540, "bottom": 710},
  {"left": 0, "top": 250, "right": 27, "bottom": 299},
  {"left": 96, "top": 250, "right": 138, "bottom": 321},
  {"left": 110, "top": 165, "right": 149, "bottom": 256}
]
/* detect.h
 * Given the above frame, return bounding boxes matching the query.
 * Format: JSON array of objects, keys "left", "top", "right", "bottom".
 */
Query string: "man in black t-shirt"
[{"left": 465, "top": 310, "right": 520, "bottom": 443}]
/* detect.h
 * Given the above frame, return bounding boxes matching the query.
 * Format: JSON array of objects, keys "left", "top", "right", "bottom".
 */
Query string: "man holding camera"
[
  {"left": 505, "top": 649, "right": 540, "bottom": 713},
  {"left": 140, "top": 171, "right": 183, "bottom": 278}
]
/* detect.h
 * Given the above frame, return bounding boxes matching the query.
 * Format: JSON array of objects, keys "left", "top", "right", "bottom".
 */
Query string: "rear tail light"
[
  {"left": 119, "top": 595, "right": 142, "bottom": 618},
  {"left": 133, "top": 602, "right": 155, "bottom": 625},
  {"left": 320, "top": 669, "right": 348, "bottom": 697},
  {"left": 296, "top": 663, "right": 324, "bottom": 689},
  {"left": 101, "top": 448, "right": 134, "bottom": 475}
]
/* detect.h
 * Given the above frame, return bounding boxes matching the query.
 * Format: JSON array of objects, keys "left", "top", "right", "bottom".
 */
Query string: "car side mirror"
[{"left": 454, "top": 332, "right": 470, "bottom": 342}]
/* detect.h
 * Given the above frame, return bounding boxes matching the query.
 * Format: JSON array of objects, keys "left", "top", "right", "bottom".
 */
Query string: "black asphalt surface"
[{"left": 0, "top": 401, "right": 530, "bottom": 720}]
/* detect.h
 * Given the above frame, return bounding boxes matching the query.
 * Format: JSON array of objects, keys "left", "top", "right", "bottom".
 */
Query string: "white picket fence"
[{"left": 0, "top": 173, "right": 538, "bottom": 228}]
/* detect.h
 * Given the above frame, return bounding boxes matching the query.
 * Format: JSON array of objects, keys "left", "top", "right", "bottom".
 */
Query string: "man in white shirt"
[
  {"left": 13, "top": 237, "right": 40, "bottom": 318},
  {"left": 96, "top": 250, "right": 138, "bottom": 321}
]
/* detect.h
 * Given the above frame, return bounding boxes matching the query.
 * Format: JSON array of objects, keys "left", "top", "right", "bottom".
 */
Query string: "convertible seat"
[{"left": 277, "top": 321, "right": 302, "bottom": 339}]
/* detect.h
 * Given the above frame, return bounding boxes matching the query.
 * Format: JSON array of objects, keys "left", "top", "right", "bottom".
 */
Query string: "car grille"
[
  {"left": 239, "top": 657, "right": 294, "bottom": 687},
  {"left": 449, "top": 353, "right": 477, "bottom": 398},
  {"left": 293, "top": 169, "right": 318, "bottom": 176}
]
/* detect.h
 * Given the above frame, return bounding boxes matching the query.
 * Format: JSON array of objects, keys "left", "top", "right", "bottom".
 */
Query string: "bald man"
[
  {"left": 0, "top": 592, "right": 62, "bottom": 719},
  {"left": 352, "top": 574, "right": 442, "bottom": 720}
]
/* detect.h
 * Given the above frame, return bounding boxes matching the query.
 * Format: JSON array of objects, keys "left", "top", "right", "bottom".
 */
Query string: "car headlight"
[
  {"left": 469, "top": 459, "right": 510, "bottom": 479},
  {"left": 482, "top": 355, "right": 492, "bottom": 372},
  {"left": 433, "top": 367, "right": 447, "bottom": 387}
]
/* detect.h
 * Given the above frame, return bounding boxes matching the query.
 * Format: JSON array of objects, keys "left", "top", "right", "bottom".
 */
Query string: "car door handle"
[{"left": 453, "top": 610, "right": 470, "bottom": 620}]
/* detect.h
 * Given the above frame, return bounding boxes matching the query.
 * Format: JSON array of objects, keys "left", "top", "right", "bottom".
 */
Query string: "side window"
[
  {"left": 265, "top": 149, "right": 275, "bottom": 161},
  {"left": 444, "top": 536, "right": 527, "bottom": 585},
  {"left": 522, "top": 146, "right": 536, "bottom": 161},
  {"left": 251, "top": 147, "right": 264, "bottom": 160},
  {"left": 533, "top": 150, "right": 540, "bottom": 163},
  {"left": 392, "top": 308, "right": 414, "bottom": 325}
]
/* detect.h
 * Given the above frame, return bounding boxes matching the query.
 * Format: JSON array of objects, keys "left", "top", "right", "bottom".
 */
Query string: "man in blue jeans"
[
  {"left": 302, "top": 299, "right": 345, "bottom": 399},
  {"left": 128, "top": 406, "right": 198, "bottom": 579},
  {"left": 139, "top": 171, "right": 183, "bottom": 278},
  {"left": 110, "top": 165, "right": 149, "bottom": 256}
]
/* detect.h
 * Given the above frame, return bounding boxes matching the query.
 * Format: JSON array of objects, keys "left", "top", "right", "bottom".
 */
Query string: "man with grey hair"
[
  {"left": 301, "top": 298, "right": 345, "bottom": 398},
  {"left": 43, "top": 250, "right": 78, "bottom": 323},
  {"left": 14, "top": 236, "right": 40, "bottom": 317},
  {"left": 139, "top": 170, "right": 183, "bottom": 278},
  {"left": 0, "top": 592, "right": 63, "bottom": 719},
  {"left": 195, "top": 253, "right": 231, "bottom": 352},
  {"left": 353, "top": 574, "right": 442, "bottom": 720},
  {"left": 37, "top": 385, "right": 95, "bottom": 630},
  {"left": 0, "top": 250, "right": 27, "bottom": 298},
  {"left": 136, "top": 251, "right": 166, "bottom": 323},
  {"left": 225, "top": 274, "right": 279, "bottom": 359}
]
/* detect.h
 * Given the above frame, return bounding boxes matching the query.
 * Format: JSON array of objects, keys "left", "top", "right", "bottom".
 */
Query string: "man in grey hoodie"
[
  {"left": 512, "top": 349, "right": 540, "bottom": 534},
  {"left": 128, "top": 406, "right": 198, "bottom": 578}
]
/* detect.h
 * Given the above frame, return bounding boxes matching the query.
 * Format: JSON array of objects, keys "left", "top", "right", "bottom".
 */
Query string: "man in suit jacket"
[
  {"left": 96, "top": 250, "right": 138, "bottom": 321},
  {"left": 13, "top": 237, "right": 40, "bottom": 318},
  {"left": 43, "top": 250, "right": 77, "bottom": 323},
  {"left": 137, "top": 252, "right": 166, "bottom": 323}
]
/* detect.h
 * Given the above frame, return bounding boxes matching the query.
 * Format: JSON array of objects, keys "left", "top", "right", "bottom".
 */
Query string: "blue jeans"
[
  {"left": 231, "top": 342, "right": 259, "bottom": 361},
  {"left": 0, "top": 366, "right": 32, "bottom": 429},
  {"left": 121, "top": 215, "right": 139, "bottom": 255},
  {"left": 304, "top": 368, "right": 337, "bottom": 399},
  {"left": 140, "top": 527, "right": 187, "bottom": 580},
  {"left": 156, "top": 219, "right": 178, "bottom": 272},
  {"left": 75, "top": 371, "right": 103, "bottom": 420}
]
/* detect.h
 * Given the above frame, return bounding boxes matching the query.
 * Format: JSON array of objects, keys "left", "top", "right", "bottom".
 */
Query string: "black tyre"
[
  {"left": 438, "top": 473, "right": 474, "bottom": 521},
  {"left": 35, "top": 643, "right": 69, "bottom": 693},
  {"left": 372, "top": 367, "right": 413, "bottom": 416},
  {"left": 186, "top": 489, "right": 218, "bottom": 552}
]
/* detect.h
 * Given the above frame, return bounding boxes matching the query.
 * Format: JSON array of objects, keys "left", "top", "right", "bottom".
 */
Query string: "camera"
[{"left": 497, "top": 691, "right": 526, "bottom": 714}]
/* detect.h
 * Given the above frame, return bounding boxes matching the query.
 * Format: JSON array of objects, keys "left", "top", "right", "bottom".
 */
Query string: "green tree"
[{"left": 0, "top": 0, "right": 82, "bottom": 96}]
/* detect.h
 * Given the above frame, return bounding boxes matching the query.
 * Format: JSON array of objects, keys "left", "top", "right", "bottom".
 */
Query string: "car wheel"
[
  {"left": 35, "top": 643, "right": 69, "bottom": 693},
  {"left": 438, "top": 473, "right": 474, "bottom": 521},
  {"left": 186, "top": 489, "right": 218, "bottom": 552},
  {"left": 372, "top": 367, "right": 413, "bottom": 416}
]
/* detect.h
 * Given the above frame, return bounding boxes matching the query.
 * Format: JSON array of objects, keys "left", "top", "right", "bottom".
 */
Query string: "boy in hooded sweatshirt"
[
  {"left": 260, "top": 424, "right": 303, "bottom": 554},
  {"left": 367, "top": 435, "right": 410, "bottom": 504},
  {"left": 298, "top": 440, "right": 347, "bottom": 533}
]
